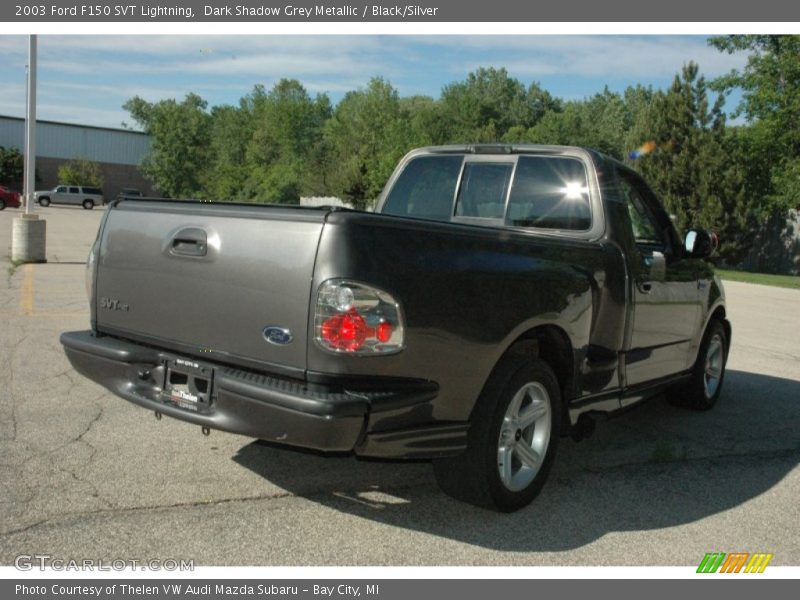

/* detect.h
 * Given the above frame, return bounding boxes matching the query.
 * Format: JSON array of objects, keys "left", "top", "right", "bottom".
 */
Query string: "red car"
[{"left": 0, "top": 185, "right": 21, "bottom": 210}]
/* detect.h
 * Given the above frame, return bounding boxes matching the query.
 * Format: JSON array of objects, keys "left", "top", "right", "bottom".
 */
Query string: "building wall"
[
  {"left": 0, "top": 115, "right": 150, "bottom": 166},
  {"left": 0, "top": 115, "right": 156, "bottom": 200},
  {"left": 739, "top": 209, "right": 800, "bottom": 275}
]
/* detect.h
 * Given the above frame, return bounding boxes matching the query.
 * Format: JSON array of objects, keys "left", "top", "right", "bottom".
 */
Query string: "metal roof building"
[{"left": 0, "top": 115, "right": 150, "bottom": 165}]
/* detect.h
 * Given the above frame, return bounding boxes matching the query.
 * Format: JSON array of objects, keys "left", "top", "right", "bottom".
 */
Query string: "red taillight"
[
  {"left": 376, "top": 320, "right": 393, "bottom": 343},
  {"left": 321, "top": 309, "right": 368, "bottom": 352},
  {"left": 320, "top": 309, "right": 395, "bottom": 352},
  {"left": 315, "top": 280, "right": 404, "bottom": 355}
]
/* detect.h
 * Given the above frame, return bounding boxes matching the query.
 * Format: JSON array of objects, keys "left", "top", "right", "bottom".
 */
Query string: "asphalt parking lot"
[{"left": 0, "top": 205, "right": 798, "bottom": 566}]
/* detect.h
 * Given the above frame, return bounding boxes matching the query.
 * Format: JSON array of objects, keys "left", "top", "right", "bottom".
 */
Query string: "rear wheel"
[
  {"left": 38, "top": 197, "right": 50, "bottom": 207},
  {"left": 433, "top": 355, "right": 561, "bottom": 512},
  {"left": 82, "top": 199, "right": 94, "bottom": 209},
  {"left": 672, "top": 320, "right": 728, "bottom": 410}
]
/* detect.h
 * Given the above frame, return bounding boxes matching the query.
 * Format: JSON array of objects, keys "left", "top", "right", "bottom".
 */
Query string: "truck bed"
[{"left": 94, "top": 200, "right": 332, "bottom": 377}]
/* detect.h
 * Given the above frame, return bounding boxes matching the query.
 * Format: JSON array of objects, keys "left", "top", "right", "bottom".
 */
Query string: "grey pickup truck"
[{"left": 62, "top": 145, "right": 730, "bottom": 511}]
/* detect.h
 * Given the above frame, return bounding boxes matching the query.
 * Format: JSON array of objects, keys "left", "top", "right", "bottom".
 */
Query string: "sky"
[{"left": 0, "top": 35, "right": 749, "bottom": 130}]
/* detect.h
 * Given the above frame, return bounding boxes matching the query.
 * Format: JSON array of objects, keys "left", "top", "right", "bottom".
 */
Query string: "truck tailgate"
[{"left": 95, "top": 201, "right": 327, "bottom": 373}]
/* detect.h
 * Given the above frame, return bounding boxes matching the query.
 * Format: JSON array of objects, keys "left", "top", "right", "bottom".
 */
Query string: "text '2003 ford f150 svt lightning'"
[{"left": 62, "top": 145, "right": 730, "bottom": 511}]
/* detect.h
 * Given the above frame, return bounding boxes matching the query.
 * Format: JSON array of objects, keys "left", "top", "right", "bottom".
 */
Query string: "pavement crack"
[
  {"left": 5, "top": 330, "right": 27, "bottom": 442},
  {"left": 75, "top": 403, "right": 104, "bottom": 445},
  {"left": 1, "top": 517, "right": 52, "bottom": 538},
  {"left": 0, "top": 489, "right": 297, "bottom": 538}
]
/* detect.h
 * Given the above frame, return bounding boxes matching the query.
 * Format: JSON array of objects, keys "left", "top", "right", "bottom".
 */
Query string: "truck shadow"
[{"left": 233, "top": 369, "right": 800, "bottom": 552}]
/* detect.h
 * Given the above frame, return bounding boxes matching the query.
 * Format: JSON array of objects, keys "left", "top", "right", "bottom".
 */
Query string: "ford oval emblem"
[{"left": 263, "top": 326, "right": 293, "bottom": 346}]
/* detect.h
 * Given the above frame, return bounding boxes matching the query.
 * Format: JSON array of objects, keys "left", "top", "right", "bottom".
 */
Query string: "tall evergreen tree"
[{"left": 629, "top": 63, "right": 751, "bottom": 263}]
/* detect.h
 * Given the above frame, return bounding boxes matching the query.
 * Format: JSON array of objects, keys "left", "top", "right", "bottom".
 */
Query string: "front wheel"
[
  {"left": 433, "top": 356, "right": 561, "bottom": 512},
  {"left": 671, "top": 319, "right": 728, "bottom": 410},
  {"left": 82, "top": 199, "right": 94, "bottom": 209},
  {"left": 0, "top": 199, "right": 6, "bottom": 210},
  {"left": 38, "top": 197, "right": 50, "bottom": 207}
]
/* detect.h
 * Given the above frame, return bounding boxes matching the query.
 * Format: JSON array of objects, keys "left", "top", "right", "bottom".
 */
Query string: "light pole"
[
  {"left": 24, "top": 36, "right": 36, "bottom": 214},
  {"left": 11, "top": 34, "right": 46, "bottom": 263}
]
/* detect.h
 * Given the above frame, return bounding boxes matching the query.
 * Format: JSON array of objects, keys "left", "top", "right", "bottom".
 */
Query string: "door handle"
[{"left": 169, "top": 228, "right": 207, "bottom": 257}]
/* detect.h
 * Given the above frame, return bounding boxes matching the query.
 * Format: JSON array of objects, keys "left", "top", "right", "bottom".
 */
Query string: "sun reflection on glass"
[{"left": 560, "top": 181, "right": 589, "bottom": 199}]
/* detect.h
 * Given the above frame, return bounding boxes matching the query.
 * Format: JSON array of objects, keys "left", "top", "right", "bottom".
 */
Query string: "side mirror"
[{"left": 684, "top": 229, "right": 718, "bottom": 259}]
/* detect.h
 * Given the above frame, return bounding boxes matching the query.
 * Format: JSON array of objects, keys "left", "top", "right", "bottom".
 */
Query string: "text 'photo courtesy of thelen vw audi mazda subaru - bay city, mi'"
[{"left": 61, "top": 144, "right": 730, "bottom": 512}]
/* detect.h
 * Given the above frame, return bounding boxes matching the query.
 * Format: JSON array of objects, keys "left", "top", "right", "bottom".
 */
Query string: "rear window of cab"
[{"left": 382, "top": 154, "right": 592, "bottom": 231}]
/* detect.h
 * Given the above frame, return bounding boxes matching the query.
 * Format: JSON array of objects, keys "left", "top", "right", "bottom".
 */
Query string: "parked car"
[
  {"left": 35, "top": 185, "right": 104, "bottom": 209},
  {"left": 61, "top": 145, "right": 730, "bottom": 511},
  {"left": 0, "top": 185, "right": 21, "bottom": 210}
]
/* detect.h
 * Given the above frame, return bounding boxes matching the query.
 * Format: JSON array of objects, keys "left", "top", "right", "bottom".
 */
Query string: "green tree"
[
  {"left": 323, "top": 77, "right": 411, "bottom": 209},
  {"left": 0, "top": 146, "right": 24, "bottom": 189},
  {"left": 515, "top": 86, "right": 650, "bottom": 159},
  {"left": 205, "top": 103, "right": 253, "bottom": 200},
  {"left": 242, "top": 80, "right": 332, "bottom": 203},
  {"left": 710, "top": 35, "right": 800, "bottom": 210},
  {"left": 124, "top": 93, "right": 212, "bottom": 198},
  {"left": 57, "top": 158, "right": 104, "bottom": 187},
  {"left": 399, "top": 95, "right": 447, "bottom": 146},
  {"left": 629, "top": 63, "right": 753, "bottom": 263},
  {"left": 439, "top": 68, "right": 558, "bottom": 143}
]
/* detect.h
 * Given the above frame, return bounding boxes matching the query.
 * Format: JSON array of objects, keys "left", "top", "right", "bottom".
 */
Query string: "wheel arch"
[
  {"left": 711, "top": 305, "right": 731, "bottom": 348},
  {"left": 704, "top": 302, "right": 731, "bottom": 349},
  {"left": 475, "top": 324, "right": 575, "bottom": 430}
]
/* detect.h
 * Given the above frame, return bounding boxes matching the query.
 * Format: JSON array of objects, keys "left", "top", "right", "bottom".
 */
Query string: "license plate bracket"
[{"left": 161, "top": 357, "right": 214, "bottom": 412}]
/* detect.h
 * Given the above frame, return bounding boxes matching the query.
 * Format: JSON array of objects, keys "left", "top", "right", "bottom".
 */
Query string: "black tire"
[
  {"left": 433, "top": 355, "right": 561, "bottom": 512},
  {"left": 671, "top": 319, "right": 728, "bottom": 410},
  {"left": 82, "top": 199, "right": 94, "bottom": 209},
  {"left": 0, "top": 199, "right": 6, "bottom": 210},
  {"left": 38, "top": 197, "right": 50, "bottom": 207}
]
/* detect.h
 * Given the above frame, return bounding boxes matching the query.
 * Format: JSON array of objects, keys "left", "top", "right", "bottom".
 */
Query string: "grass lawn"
[{"left": 716, "top": 268, "right": 800, "bottom": 290}]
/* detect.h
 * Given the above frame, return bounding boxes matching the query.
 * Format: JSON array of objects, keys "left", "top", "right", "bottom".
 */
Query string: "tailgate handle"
[{"left": 170, "top": 228, "right": 207, "bottom": 257}]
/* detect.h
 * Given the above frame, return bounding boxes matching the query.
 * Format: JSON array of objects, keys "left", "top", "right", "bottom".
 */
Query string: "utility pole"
[{"left": 12, "top": 34, "right": 47, "bottom": 263}]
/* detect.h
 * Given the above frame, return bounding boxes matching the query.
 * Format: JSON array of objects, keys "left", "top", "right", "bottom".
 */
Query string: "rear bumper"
[{"left": 61, "top": 330, "right": 461, "bottom": 457}]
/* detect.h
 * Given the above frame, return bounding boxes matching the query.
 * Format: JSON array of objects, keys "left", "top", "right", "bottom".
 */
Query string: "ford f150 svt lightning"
[{"left": 61, "top": 145, "right": 731, "bottom": 511}]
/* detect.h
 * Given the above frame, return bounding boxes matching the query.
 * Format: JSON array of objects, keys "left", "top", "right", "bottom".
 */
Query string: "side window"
[
  {"left": 506, "top": 156, "right": 591, "bottom": 230},
  {"left": 56, "top": 186, "right": 67, "bottom": 193},
  {"left": 382, "top": 155, "right": 463, "bottom": 222},
  {"left": 69, "top": 187, "right": 80, "bottom": 194},
  {"left": 618, "top": 173, "right": 663, "bottom": 248},
  {"left": 454, "top": 163, "right": 513, "bottom": 219}
]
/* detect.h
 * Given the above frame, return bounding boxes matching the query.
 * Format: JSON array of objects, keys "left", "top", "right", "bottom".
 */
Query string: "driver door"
[{"left": 617, "top": 168, "right": 702, "bottom": 389}]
